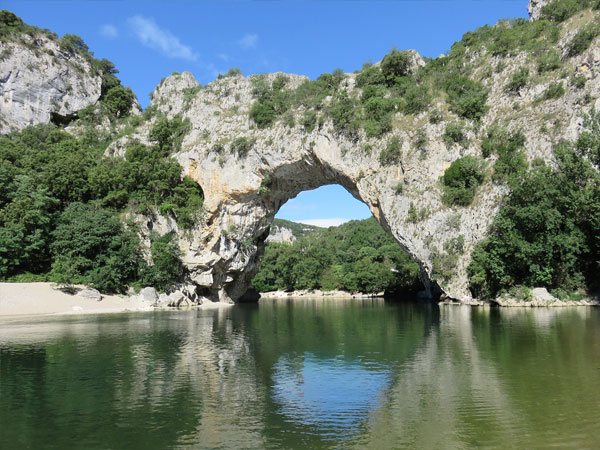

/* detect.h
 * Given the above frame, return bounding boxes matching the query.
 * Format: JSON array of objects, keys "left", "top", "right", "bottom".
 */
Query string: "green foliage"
[
  {"left": 506, "top": 68, "right": 529, "bottom": 93},
  {"left": 468, "top": 142, "right": 600, "bottom": 299},
  {"left": 230, "top": 136, "right": 255, "bottom": 157},
  {"left": 249, "top": 74, "right": 292, "bottom": 128},
  {"left": 379, "top": 136, "right": 402, "bottom": 165},
  {"left": 537, "top": 50, "right": 562, "bottom": 73},
  {"left": 481, "top": 126, "right": 528, "bottom": 181},
  {"left": 394, "top": 182, "right": 404, "bottom": 195},
  {"left": 252, "top": 218, "right": 422, "bottom": 294},
  {"left": 380, "top": 49, "right": 413, "bottom": 86},
  {"left": 544, "top": 82, "right": 565, "bottom": 100},
  {"left": 571, "top": 75, "right": 587, "bottom": 89},
  {"left": 540, "top": 0, "right": 594, "bottom": 22},
  {"left": 567, "top": 23, "right": 600, "bottom": 57},
  {"left": 149, "top": 114, "right": 191, "bottom": 154},
  {"left": 328, "top": 90, "right": 360, "bottom": 140},
  {"left": 576, "top": 108, "right": 600, "bottom": 165},
  {"left": 442, "top": 156, "right": 485, "bottom": 206},
  {"left": 142, "top": 232, "right": 183, "bottom": 293},
  {"left": 443, "top": 121, "right": 467, "bottom": 146},
  {"left": 301, "top": 110, "right": 317, "bottom": 132},
  {"left": 444, "top": 76, "right": 488, "bottom": 120},
  {"left": 102, "top": 85, "right": 135, "bottom": 118},
  {"left": 0, "top": 122, "right": 204, "bottom": 287},
  {"left": 402, "top": 84, "right": 431, "bottom": 114},
  {"left": 49, "top": 203, "right": 143, "bottom": 293}
]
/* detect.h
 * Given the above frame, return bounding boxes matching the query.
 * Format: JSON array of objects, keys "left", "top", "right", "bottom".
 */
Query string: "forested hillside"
[{"left": 252, "top": 218, "right": 423, "bottom": 294}]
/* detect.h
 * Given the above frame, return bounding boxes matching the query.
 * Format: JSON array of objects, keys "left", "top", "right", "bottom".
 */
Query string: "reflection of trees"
[{"left": 1, "top": 304, "right": 599, "bottom": 449}]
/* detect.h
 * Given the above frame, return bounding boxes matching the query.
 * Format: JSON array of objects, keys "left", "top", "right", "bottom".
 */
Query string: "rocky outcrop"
[
  {"left": 0, "top": 35, "right": 102, "bottom": 133},
  {"left": 265, "top": 226, "right": 296, "bottom": 244},
  {"left": 528, "top": 0, "right": 550, "bottom": 20}
]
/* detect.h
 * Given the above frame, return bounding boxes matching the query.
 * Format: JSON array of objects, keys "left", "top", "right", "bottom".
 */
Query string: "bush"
[
  {"left": 102, "top": 85, "right": 135, "bottom": 118},
  {"left": 403, "top": 84, "right": 431, "bottom": 114},
  {"left": 142, "top": 232, "right": 183, "bottom": 292},
  {"left": 443, "top": 121, "right": 467, "bottom": 146},
  {"left": 328, "top": 90, "right": 360, "bottom": 140},
  {"left": 444, "top": 76, "right": 488, "bottom": 121},
  {"left": 380, "top": 49, "right": 413, "bottom": 86},
  {"left": 537, "top": 50, "right": 561, "bottom": 73},
  {"left": 442, "top": 155, "right": 485, "bottom": 206},
  {"left": 505, "top": 68, "right": 529, "bottom": 93},
  {"left": 540, "top": 0, "right": 591, "bottom": 22},
  {"left": 544, "top": 82, "right": 565, "bottom": 100},
  {"left": 149, "top": 114, "right": 191, "bottom": 154},
  {"left": 379, "top": 136, "right": 402, "bottom": 165},
  {"left": 468, "top": 143, "right": 600, "bottom": 299},
  {"left": 567, "top": 23, "right": 600, "bottom": 57},
  {"left": 230, "top": 136, "right": 255, "bottom": 157}
]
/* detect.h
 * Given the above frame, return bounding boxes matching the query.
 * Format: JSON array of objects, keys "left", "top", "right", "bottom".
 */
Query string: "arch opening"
[{"left": 243, "top": 184, "right": 433, "bottom": 302}]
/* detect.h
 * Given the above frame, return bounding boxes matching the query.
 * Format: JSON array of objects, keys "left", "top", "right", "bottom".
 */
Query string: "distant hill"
[{"left": 266, "top": 219, "right": 322, "bottom": 244}]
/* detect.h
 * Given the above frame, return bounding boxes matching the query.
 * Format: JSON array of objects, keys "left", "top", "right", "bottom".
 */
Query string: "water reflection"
[{"left": 1, "top": 302, "right": 599, "bottom": 449}]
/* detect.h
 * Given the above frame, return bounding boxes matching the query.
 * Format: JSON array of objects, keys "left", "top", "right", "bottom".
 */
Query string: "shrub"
[
  {"left": 380, "top": 49, "right": 413, "bottom": 86},
  {"left": 441, "top": 155, "right": 485, "bottom": 206},
  {"left": 328, "top": 90, "right": 360, "bottom": 140},
  {"left": 149, "top": 114, "right": 191, "bottom": 154},
  {"left": 481, "top": 126, "right": 528, "bottom": 181},
  {"left": 142, "top": 232, "right": 183, "bottom": 293},
  {"left": 443, "top": 121, "right": 467, "bottom": 146},
  {"left": 444, "top": 76, "right": 488, "bottom": 121},
  {"left": 403, "top": 84, "right": 431, "bottom": 114},
  {"left": 505, "top": 68, "right": 529, "bottom": 93},
  {"left": 540, "top": 0, "right": 591, "bottom": 22},
  {"left": 571, "top": 75, "right": 587, "bottom": 89},
  {"left": 249, "top": 100, "right": 277, "bottom": 128},
  {"left": 301, "top": 110, "right": 317, "bottom": 132},
  {"left": 537, "top": 50, "right": 561, "bottom": 73},
  {"left": 394, "top": 182, "right": 403, "bottom": 194},
  {"left": 544, "top": 82, "right": 565, "bottom": 100},
  {"left": 102, "top": 85, "right": 135, "bottom": 118},
  {"left": 379, "top": 136, "right": 402, "bottom": 165},
  {"left": 567, "top": 23, "right": 600, "bottom": 57},
  {"left": 230, "top": 136, "right": 255, "bottom": 157}
]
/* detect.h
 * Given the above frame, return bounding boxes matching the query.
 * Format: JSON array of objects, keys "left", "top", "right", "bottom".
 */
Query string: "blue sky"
[{"left": 5, "top": 0, "right": 527, "bottom": 226}]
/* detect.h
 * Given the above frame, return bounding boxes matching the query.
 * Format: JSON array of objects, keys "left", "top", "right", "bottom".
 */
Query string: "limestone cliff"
[{"left": 0, "top": 32, "right": 102, "bottom": 133}]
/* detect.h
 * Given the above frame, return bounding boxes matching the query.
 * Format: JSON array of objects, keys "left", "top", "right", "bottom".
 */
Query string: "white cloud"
[
  {"left": 128, "top": 16, "right": 198, "bottom": 61},
  {"left": 238, "top": 33, "right": 258, "bottom": 49},
  {"left": 294, "top": 218, "right": 349, "bottom": 228},
  {"left": 100, "top": 24, "right": 118, "bottom": 39},
  {"left": 217, "top": 53, "right": 230, "bottom": 62}
]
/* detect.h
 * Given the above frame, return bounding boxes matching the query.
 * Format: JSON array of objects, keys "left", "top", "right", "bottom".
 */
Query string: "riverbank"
[
  {"left": 259, "top": 289, "right": 385, "bottom": 299},
  {"left": 0, "top": 283, "right": 154, "bottom": 317},
  {"left": 0, "top": 283, "right": 233, "bottom": 317}
]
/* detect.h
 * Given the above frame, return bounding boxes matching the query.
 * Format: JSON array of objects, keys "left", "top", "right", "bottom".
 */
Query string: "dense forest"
[{"left": 252, "top": 218, "right": 423, "bottom": 295}]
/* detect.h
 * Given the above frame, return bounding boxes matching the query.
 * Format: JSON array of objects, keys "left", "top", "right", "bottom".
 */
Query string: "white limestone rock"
[{"left": 0, "top": 35, "right": 102, "bottom": 134}]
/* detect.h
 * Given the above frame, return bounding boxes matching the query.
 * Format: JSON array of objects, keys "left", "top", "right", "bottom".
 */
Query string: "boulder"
[
  {"left": 140, "top": 287, "right": 158, "bottom": 302},
  {"left": 78, "top": 288, "right": 102, "bottom": 301}
]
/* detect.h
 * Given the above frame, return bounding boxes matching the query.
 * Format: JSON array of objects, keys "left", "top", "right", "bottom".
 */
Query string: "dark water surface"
[{"left": 1, "top": 299, "right": 599, "bottom": 449}]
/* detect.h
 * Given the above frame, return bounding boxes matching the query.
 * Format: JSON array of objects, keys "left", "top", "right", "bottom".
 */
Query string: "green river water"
[{"left": 1, "top": 299, "right": 599, "bottom": 449}]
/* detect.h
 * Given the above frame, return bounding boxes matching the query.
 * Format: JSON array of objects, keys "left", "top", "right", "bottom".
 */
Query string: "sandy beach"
[{"left": 0, "top": 283, "right": 155, "bottom": 317}]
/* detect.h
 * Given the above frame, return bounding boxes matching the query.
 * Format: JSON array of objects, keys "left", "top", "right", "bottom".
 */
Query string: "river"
[{"left": 1, "top": 299, "right": 599, "bottom": 449}]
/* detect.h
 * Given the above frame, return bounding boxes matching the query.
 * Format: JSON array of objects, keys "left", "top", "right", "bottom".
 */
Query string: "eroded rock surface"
[{"left": 0, "top": 35, "right": 102, "bottom": 133}]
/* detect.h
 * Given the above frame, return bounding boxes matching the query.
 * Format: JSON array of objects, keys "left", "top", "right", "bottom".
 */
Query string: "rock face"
[
  {"left": 0, "top": 35, "right": 102, "bottom": 133},
  {"left": 265, "top": 226, "right": 296, "bottom": 244},
  {"left": 528, "top": 0, "right": 550, "bottom": 20}
]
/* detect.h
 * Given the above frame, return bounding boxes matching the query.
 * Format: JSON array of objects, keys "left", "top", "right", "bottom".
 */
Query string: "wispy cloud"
[
  {"left": 128, "top": 16, "right": 198, "bottom": 61},
  {"left": 217, "top": 53, "right": 230, "bottom": 62},
  {"left": 100, "top": 24, "right": 118, "bottom": 39},
  {"left": 295, "top": 219, "right": 349, "bottom": 228},
  {"left": 238, "top": 33, "right": 258, "bottom": 49}
]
